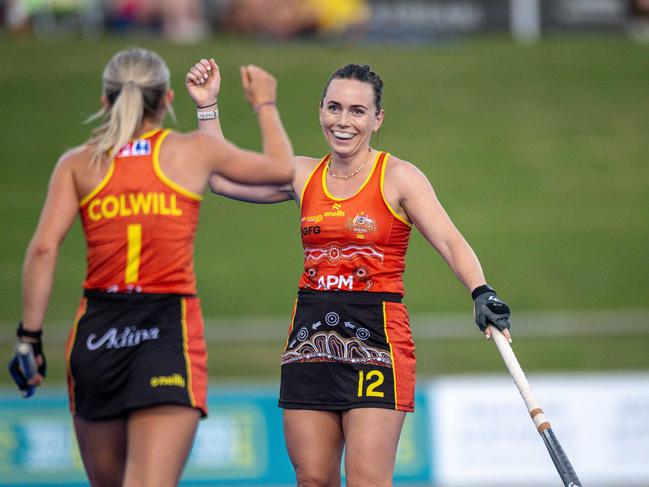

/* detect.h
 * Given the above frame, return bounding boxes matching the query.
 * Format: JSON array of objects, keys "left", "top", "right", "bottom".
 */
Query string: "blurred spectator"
[
  {"left": 629, "top": 0, "right": 649, "bottom": 42},
  {"left": 223, "top": 0, "right": 370, "bottom": 39},
  {"left": 108, "top": 0, "right": 208, "bottom": 44},
  {"left": 5, "top": 0, "right": 104, "bottom": 37},
  {"left": 305, "top": 0, "right": 371, "bottom": 36},
  {"left": 4, "top": 0, "right": 208, "bottom": 43}
]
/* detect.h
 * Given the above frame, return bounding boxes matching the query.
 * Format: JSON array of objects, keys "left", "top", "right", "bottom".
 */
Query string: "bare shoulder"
[
  {"left": 163, "top": 130, "right": 221, "bottom": 151},
  {"left": 384, "top": 154, "right": 430, "bottom": 189},
  {"left": 292, "top": 155, "right": 323, "bottom": 195},
  {"left": 56, "top": 145, "right": 99, "bottom": 186},
  {"left": 57, "top": 145, "right": 92, "bottom": 170},
  {"left": 294, "top": 155, "right": 321, "bottom": 177}
]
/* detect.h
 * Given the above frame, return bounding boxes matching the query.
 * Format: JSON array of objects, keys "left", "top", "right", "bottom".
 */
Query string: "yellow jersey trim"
[
  {"left": 284, "top": 298, "right": 299, "bottom": 349},
  {"left": 153, "top": 129, "right": 203, "bottom": 202},
  {"left": 299, "top": 156, "right": 328, "bottom": 210},
  {"left": 382, "top": 302, "right": 399, "bottom": 410},
  {"left": 66, "top": 298, "right": 87, "bottom": 416},
  {"left": 322, "top": 151, "right": 381, "bottom": 202},
  {"left": 181, "top": 298, "right": 196, "bottom": 408},
  {"left": 79, "top": 161, "right": 115, "bottom": 207},
  {"left": 380, "top": 153, "right": 412, "bottom": 227},
  {"left": 137, "top": 127, "right": 162, "bottom": 140}
]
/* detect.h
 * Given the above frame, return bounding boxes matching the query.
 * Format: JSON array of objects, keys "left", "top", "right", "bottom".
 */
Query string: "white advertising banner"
[{"left": 428, "top": 373, "right": 649, "bottom": 486}]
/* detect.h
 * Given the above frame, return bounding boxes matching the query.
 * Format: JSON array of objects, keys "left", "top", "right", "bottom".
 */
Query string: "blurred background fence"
[{"left": 1, "top": 0, "right": 648, "bottom": 485}]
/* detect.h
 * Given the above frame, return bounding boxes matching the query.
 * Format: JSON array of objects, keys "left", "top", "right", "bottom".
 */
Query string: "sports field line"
[{"left": 2, "top": 310, "right": 647, "bottom": 344}]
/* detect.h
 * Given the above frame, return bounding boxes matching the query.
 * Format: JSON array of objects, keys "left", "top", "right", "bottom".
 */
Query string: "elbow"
[{"left": 26, "top": 240, "right": 60, "bottom": 262}]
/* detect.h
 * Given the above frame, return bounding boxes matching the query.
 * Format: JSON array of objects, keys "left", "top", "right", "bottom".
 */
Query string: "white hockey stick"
[{"left": 489, "top": 325, "right": 582, "bottom": 487}]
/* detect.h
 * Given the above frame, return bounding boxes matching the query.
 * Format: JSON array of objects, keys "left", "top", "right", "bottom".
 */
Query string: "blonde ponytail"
[{"left": 85, "top": 48, "right": 171, "bottom": 165}]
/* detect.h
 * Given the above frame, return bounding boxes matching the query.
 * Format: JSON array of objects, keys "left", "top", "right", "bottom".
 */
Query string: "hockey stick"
[{"left": 489, "top": 325, "right": 582, "bottom": 487}]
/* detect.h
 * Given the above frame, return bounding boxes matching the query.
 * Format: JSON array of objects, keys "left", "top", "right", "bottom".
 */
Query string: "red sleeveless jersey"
[
  {"left": 298, "top": 152, "right": 412, "bottom": 295},
  {"left": 79, "top": 128, "right": 202, "bottom": 295}
]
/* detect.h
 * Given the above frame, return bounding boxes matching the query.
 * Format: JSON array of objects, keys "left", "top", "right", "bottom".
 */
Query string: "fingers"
[
  {"left": 502, "top": 328, "right": 513, "bottom": 343},
  {"left": 240, "top": 65, "right": 251, "bottom": 91},
  {"left": 240, "top": 64, "right": 277, "bottom": 105},
  {"left": 186, "top": 58, "right": 219, "bottom": 86},
  {"left": 477, "top": 312, "right": 488, "bottom": 335}
]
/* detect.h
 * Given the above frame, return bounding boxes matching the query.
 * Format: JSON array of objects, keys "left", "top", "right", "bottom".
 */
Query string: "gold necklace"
[{"left": 328, "top": 151, "right": 371, "bottom": 180}]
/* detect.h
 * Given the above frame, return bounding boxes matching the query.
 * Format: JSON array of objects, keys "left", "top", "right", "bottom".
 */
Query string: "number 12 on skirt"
[{"left": 358, "top": 370, "right": 385, "bottom": 398}]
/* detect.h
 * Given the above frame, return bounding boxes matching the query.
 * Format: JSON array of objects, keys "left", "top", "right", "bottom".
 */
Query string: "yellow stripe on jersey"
[
  {"left": 379, "top": 153, "right": 412, "bottom": 227},
  {"left": 152, "top": 129, "right": 203, "bottom": 201},
  {"left": 300, "top": 156, "right": 328, "bottom": 209},
  {"left": 284, "top": 298, "right": 299, "bottom": 349},
  {"left": 383, "top": 301, "right": 399, "bottom": 410},
  {"left": 66, "top": 298, "right": 88, "bottom": 416},
  {"left": 80, "top": 161, "right": 115, "bottom": 207},
  {"left": 181, "top": 298, "right": 196, "bottom": 407},
  {"left": 322, "top": 151, "right": 382, "bottom": 202}
]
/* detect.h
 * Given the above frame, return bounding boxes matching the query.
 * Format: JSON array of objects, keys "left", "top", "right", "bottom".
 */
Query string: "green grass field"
[{"left": 1, "top": 35, "right": 648, "bottom": 383}]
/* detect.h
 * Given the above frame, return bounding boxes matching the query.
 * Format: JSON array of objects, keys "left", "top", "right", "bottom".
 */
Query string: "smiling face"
[{"left": 319, "top": 78, "right": 384, "bottom": 159}]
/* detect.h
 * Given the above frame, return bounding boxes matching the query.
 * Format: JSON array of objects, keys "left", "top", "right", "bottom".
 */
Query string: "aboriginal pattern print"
[
  {"left": 281, "top": 330, "right": 392, "bottom": 367},
  {"left": 298, "top": 151, "right": 411, "bottom": 295},
  {"left": 281, "top": 308, "right": 393, "bottom": 367}
]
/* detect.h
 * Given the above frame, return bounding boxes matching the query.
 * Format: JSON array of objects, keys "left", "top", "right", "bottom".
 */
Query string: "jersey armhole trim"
[
  {"left": 322, "top": 151, "right": 381, "bottom": 202},
  {"left": 380, "top": 153, "right": 412, "bottom": 227},
  {"left": 79, "top": 161, "right": 115, "bottom": 207},
  {"left": 153, "top": 129, "right": 204, "bottom": 202},
  {"left": 299, "top": 155, "right": 329, "bottom": 210}
]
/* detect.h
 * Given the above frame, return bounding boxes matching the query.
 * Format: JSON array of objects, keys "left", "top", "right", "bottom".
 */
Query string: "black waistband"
[
  {"left": 297, "top": 289, "right": 402, "bottom": 304},
  {"left": 83, "top": 289, "right": 195, "bottom": 303}
]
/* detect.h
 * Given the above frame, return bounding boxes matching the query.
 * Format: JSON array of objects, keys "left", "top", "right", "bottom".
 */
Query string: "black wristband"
[
  {"left": 16, "top": 321, "right": 42, "bottom": 340},
  {"left": 471, "top": 284, "right": 495, "bottom": 301},
  {"left": 197, "top": 101, "right": 218, "bottom": 109}
]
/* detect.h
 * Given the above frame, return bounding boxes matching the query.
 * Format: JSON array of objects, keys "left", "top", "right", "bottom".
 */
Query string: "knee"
[
  {"left": 345, "top": 470, "right": 392, "bottom": 487},
  {"left": 346, "top": 480, "right": 391, "bottom": 487},
  {"left": 87, "top": 471, "right": 123, "bottom": 487},
  {"left": 295, "top": 467, "right": 339, "bottom": 487},
  {"left": 84, "top": 458, "right": 124, "bottom": 487}
]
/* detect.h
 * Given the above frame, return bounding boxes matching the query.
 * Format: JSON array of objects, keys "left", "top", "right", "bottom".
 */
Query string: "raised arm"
[
  {"left": 391, "top": 159, "right": 511, "bottom": 340},
  {"left": 185, "top": 59, "right": 294, "bottom": 185},
  {"left": 209, "top": 174, "right": 294, "bottom": 203}
]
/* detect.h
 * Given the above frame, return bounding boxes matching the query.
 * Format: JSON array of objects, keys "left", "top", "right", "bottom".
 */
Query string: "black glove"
[
  {"left": 472, "top": 285, "right": 511, "bottom": 332},
  {"left": 8, "top": 322, "right": 46, "bottom": 398}
]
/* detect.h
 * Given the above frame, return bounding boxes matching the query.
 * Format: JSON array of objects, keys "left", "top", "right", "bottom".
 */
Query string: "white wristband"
[{"left": 197, "top": 108, "right": 219, "bottom": 120}]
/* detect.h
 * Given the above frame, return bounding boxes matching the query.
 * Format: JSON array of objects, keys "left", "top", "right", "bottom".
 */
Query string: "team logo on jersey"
[
  {"left": 118, "top": 139, "right": 151, "bottom": 157},
  {"left": 346, "top": 213, "right": 376, "bottom": 237}
]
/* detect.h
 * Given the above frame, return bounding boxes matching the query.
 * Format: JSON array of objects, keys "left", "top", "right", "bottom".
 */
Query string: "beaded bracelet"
[{"left": 254, "top": 100, "right": 276, "bottom": 113}]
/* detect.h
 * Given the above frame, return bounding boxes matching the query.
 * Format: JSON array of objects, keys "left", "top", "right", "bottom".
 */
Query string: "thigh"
[
  {"left": 73, "top": 416, "right": 127, "bottom": 487},
  {"left": 342, "top": 408, "right": 406, "bottom": 487},
  {"left": 283, "top": 409, "right": 345, "bottom": 487},
  {"left": 123, "top": 405, "right": 200, "bottom": 487}
]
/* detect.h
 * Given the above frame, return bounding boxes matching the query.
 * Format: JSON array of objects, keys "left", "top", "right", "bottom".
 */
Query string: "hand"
[
  {"left": 240, "top": 64, "right": 277, "bottom": 108},
  {"left": 185, "top": 58, "right": 220, "bottom": 107},
  {"left": 8, "top": 340, "right": 46, "bottom": 398},
  {"left": 472, "top": 285, "right": 512, "bottom": 341},
  {"left": 8, "top": 322, "right": 47, "bottom": 398}
]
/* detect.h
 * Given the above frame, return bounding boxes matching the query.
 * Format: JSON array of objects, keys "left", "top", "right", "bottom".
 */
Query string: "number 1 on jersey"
[{"left": 125, "top": 224, "right": 142, "bottom": 284}]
